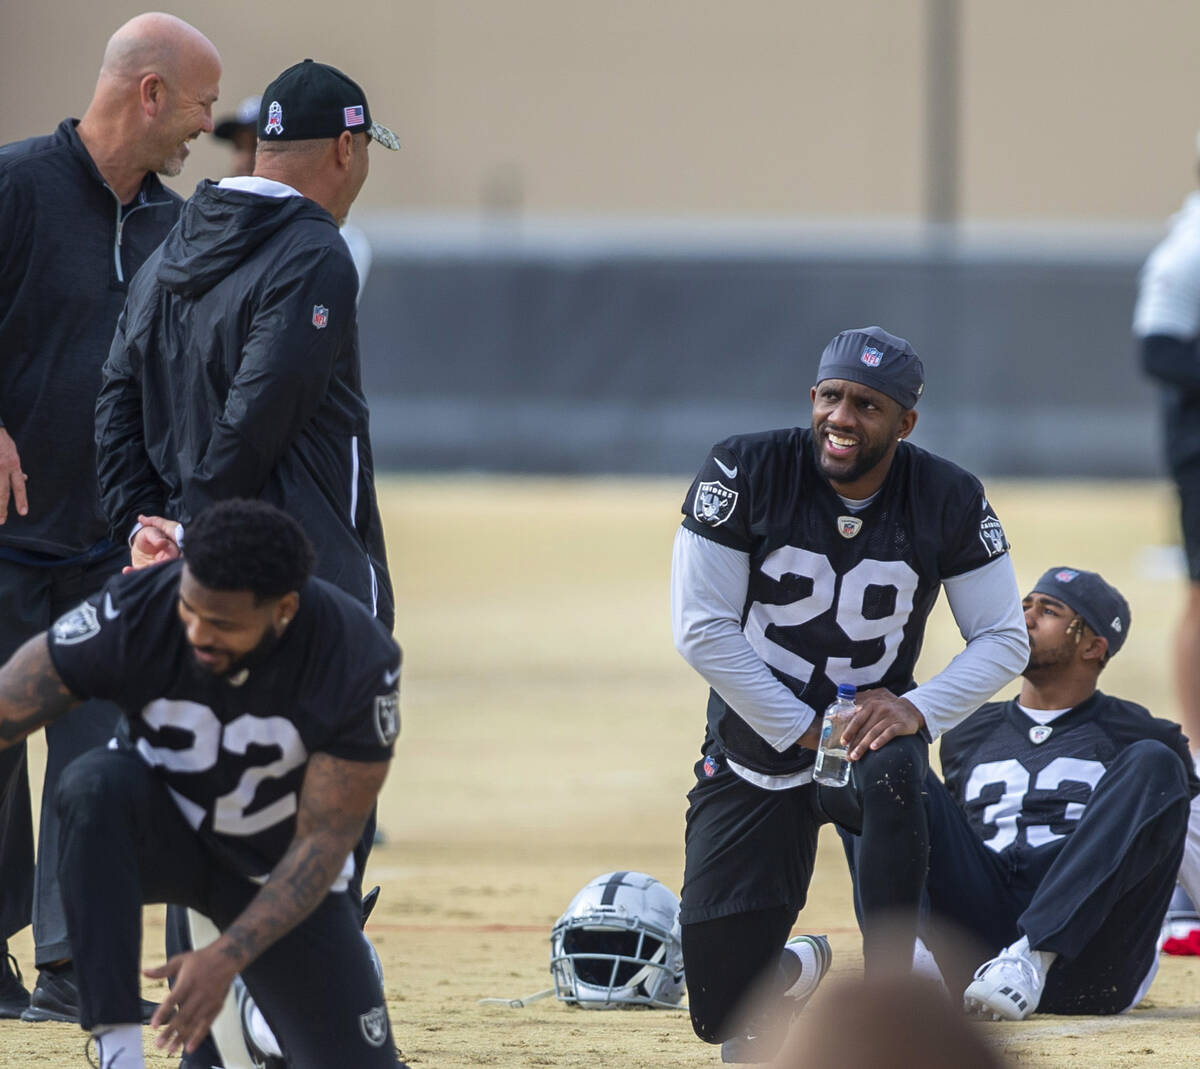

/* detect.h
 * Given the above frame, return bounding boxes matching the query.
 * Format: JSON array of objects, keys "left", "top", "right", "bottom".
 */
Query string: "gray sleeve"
[
  {"left": 670, "top": 527, "right": 817, "bottom": 751},
  {"left": 904, "top": 554, "right": 1029, "bottom": 739}
]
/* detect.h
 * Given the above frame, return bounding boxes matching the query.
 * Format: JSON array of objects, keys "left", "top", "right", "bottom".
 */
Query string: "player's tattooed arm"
[
  {"left": 146, "top": 752, "right": 390, "bottom": 1055},
  {"left": 0, "top": 633, "right": 80, "bottom": 748},
  {"left": 216, "top": 752, "right": 389, "bottom": 968}
]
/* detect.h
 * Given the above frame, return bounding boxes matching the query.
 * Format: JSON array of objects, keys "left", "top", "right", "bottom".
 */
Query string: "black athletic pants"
[
  {"left": 0, "top": 552, "right": 123, "bottom": 962},
  {"left": 917, "top": 738, "right": 1190, "bottom": 1014},
  {"left": 56, "top": 747, "right": 401, "bottom": 1068},
  {"left": 680, "top": 736, "right": 929, "bottom": 1043}
]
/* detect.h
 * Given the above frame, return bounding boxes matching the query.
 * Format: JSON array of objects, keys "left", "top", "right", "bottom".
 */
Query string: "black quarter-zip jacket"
[
  {"left": 96, "top": 179, "right": 394, "bottom": 630},
  {"left": 0, "top": 119, "right": 181, "bottom": 556}
]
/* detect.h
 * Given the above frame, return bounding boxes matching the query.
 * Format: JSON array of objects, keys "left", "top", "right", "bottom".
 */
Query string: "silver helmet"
[{"left": 549, "top": 871, "right": 685, "bottom": 1009}]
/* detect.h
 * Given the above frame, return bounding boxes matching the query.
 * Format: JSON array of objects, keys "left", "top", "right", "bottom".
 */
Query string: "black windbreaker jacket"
[
  {"left": 96, "top": 180, "right": 394, "bottom": 629},
  {"left": 0, "top": 119, "right": 180, "bottom": 556}
]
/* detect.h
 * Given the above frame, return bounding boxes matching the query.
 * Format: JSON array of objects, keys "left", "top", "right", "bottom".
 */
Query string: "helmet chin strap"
[{"left": 477, "top": 987, "right": 555, "bottom": 1009}]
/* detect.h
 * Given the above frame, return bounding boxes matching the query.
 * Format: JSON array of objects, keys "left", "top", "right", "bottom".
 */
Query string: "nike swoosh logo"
[
  {"left": 103, "top": 593, "right": 120, "bottom": 620},
  {"left": 714, "top": 457, "right": 738, "bottom": 479},
  {"left": 383, "top": 667, "right": 401, "bottom": 687}
]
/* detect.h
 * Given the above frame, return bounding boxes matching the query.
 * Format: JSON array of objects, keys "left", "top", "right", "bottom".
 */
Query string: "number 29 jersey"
[
  {"left": 46, "top": 559, "right": 401, "bottom": 883},
  {"left": 680, "top": 427, "right": 1010, "bottom": 777}
]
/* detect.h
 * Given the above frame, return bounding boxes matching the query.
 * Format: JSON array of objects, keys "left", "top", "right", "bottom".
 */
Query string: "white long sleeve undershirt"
[{"left": 671, "top": 527, "right": 1028, "bottom": 756}]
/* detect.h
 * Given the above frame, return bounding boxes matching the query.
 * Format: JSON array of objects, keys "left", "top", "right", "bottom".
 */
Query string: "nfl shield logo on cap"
[{"left": 312, "top": 305, "right": 329, "bottom": 329}]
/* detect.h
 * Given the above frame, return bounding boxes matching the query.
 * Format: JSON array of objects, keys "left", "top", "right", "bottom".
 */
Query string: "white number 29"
[{"left": 743, "top": 548, "right": 918, "bottom": 689}]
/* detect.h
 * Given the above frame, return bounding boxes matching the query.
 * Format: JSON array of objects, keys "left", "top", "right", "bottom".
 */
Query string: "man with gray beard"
[{"left": 0, "top": 12, "right": 221, "bottom": 1023}]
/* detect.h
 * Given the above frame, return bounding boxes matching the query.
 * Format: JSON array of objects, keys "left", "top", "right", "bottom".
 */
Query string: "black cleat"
[
  {"left": 361, "top": 885, "right": 381, "bottom": 927},
  {"left": 20, "top": 963, "right": 157, "bottom": 1024},
  {"left": 0, "top": 947, "right": 29, "bottom": 1020}
]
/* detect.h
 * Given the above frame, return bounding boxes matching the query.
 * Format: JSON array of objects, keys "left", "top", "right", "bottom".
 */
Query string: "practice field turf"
[{"left": 3, "top": 476, "right": 1199, "bottom": 1067}]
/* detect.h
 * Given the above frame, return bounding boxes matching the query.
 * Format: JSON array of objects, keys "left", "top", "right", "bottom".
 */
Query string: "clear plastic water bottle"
[{"left": 813, "top": 683, "right": 856, "bottom": 788}]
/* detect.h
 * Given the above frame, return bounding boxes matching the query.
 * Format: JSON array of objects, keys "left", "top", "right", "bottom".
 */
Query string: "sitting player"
[
  {"left": 0, "top": 500, "right": 406, "bottom": 1068},
  {"left": 914, "top": 567, "right": 1197, "bottom": 1018}
]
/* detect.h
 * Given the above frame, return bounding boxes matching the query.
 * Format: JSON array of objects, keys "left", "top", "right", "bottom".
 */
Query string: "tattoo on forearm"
[
  {"left": 218, "top": 835, "right": 352, "bottom": 967},
  {"left": 217, "top": 755, "right": 387, "bottom": 970},
  {"left": 0, "top": 636, "right": 78, "bottom": 744}
]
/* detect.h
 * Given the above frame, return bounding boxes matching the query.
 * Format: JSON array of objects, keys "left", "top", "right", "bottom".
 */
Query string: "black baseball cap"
[
  {"left": 258, "top": 59, "right": 399, "bottom": 150},
  {"left": 213, "top": 95, "right": 262, "bottom": 141},
  {"left": 1031, "top": 567, "right": 1131, "bottom": 656},
  {"left": 815, "top": 326, "right": 925, "bottom": 410}
]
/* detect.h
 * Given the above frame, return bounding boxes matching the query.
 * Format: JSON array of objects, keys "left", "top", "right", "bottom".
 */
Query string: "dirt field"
[{"left": 2, "top": 475, "right": 1197, "bottom": 1067}]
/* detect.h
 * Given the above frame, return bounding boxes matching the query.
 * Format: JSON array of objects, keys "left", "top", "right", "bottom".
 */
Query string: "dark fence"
[{"left": 355, "top": 221, "right": 1166, "bottom": 477}]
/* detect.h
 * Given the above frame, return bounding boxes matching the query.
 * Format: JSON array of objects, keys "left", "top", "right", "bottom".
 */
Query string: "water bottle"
[{"left": 813, "top": 684, "right": 856, "bottom": 788}]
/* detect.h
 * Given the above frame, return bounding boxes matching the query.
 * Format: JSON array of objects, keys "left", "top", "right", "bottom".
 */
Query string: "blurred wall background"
[{"left": 3, "top": 1, "right": 1196, "bottom": 474}]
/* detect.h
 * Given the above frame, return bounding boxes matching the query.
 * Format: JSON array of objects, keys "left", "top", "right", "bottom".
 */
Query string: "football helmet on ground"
[{"left": 549, "top": 870, "right": 685, "bottom": 1009}]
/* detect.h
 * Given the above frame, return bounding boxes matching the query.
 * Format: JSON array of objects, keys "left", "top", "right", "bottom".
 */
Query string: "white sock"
[
  {"left": 91, "top": 1024, "right": 145, "bottom": 1069},
  {"left": 911, "top": 936, "right": 947, "bottom": 989},
  {"left": 781, "top": 940, "right": 819, "bottom": 1000},
  {"left": 247, "top": 999, "right": 284, "bottom": 1057},
  {"left": 1006, "top": 935, "right": 1057, "bottom": 983}
]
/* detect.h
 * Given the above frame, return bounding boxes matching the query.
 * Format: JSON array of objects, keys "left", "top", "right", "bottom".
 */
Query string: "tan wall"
[{"left": 2, "top": 0, "right": 1198, "bottom": 222}]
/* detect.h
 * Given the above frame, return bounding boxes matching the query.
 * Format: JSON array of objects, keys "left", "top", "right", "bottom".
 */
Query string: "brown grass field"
[{"left": 2, "top": 475, "right": 1199, "bottom": 1067}]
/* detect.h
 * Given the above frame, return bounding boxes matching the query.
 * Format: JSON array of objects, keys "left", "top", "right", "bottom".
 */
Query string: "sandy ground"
[{"left": 1, "top": 475, "right": 1197, "bottom": 1067}]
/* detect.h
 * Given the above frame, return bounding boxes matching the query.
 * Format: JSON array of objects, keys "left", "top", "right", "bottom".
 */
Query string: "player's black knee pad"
[{"left": 856, "top": 735, "right": 927, "bottom": 801}]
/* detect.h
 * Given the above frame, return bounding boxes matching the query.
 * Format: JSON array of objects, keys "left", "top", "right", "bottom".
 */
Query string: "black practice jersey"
[
  {"left": 680, "top": 428, "right": 1009, "bottom": 775},
  {"left": 47, "top": 560, "right": 401, "bottom": 882},
  {"left": 940, "top": 691, "right": 1199, "bottom": 881}
]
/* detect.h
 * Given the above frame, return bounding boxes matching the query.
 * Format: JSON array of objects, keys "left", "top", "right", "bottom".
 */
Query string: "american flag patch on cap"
[{"left": 344, "top": 105, "right": 365, "bottom": 127}]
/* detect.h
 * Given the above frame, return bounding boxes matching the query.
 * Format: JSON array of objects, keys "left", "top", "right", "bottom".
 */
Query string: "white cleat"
[{"left": 963, "top": 953, "right": 1043, "bottom": 1021}]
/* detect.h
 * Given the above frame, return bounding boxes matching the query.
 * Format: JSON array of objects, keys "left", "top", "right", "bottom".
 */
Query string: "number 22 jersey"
[
  {"left": 680, "top": 427, "right": 1010, "bottom": 777},
  {"left": 46, "top": 559, "right": 401, "bottom": 883}
]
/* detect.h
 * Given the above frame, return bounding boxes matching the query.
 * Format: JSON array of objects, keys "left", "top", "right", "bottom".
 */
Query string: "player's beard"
[
  {"left": 1023, "top": 635, "right": 1074, "bottom": 679},
  {"left": 813, "top": 425, "right": 895, "bottom": 488},
  {"left": 194, "top": 625, "right": 285, "bottom": 679}
]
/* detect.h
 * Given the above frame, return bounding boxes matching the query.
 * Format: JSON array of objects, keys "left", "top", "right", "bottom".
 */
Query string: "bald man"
[{"left": 0, "top": 12, "right": 220, "bottom": 1024}]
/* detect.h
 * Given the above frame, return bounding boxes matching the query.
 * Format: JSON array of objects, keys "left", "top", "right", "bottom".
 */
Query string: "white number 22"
[{"left": 136, "top": 699, "right": 308, "bottom": 837}]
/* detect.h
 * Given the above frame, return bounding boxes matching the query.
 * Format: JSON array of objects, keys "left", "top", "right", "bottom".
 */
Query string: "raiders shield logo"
[
  {"left": 1029, "top": 724, "right": 1053, "bottom": 745},
  {"left": 51, "top": 602, "right": 101, "bottom": 646},
  {"left": 837, "top": 515, "right": 863, "bottom": 539},
  {"left": 978, "top": 515, "right": 1008, "bottom": 558},
  {"left": 374, "top": 691, "right": 401, "bottom": 745},
  {"left": 694, "top": 481, "right": 738, "bottom": 527},
  {"left": 359, "top": 1005, "right": 388, "bottom": 1047}
]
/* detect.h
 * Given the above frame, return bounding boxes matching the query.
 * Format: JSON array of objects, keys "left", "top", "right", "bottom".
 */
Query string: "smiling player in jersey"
[
  {"left": 0, "top": 500, "right": 406, "bottom": 1069},
  {"left": 671, "top": 326, "right": 1028, "bottom": 1062}
]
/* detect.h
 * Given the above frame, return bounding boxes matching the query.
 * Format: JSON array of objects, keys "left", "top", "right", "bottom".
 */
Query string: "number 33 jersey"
[
  {"left": 680, "top": 427, "right": 1009, "bottom": 776},
  {"left": 46, "top": 559, "right": 401, "bottom": 883},
  {"left": 939, "top": 691, "right": 1198, "bottom": 875}
]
